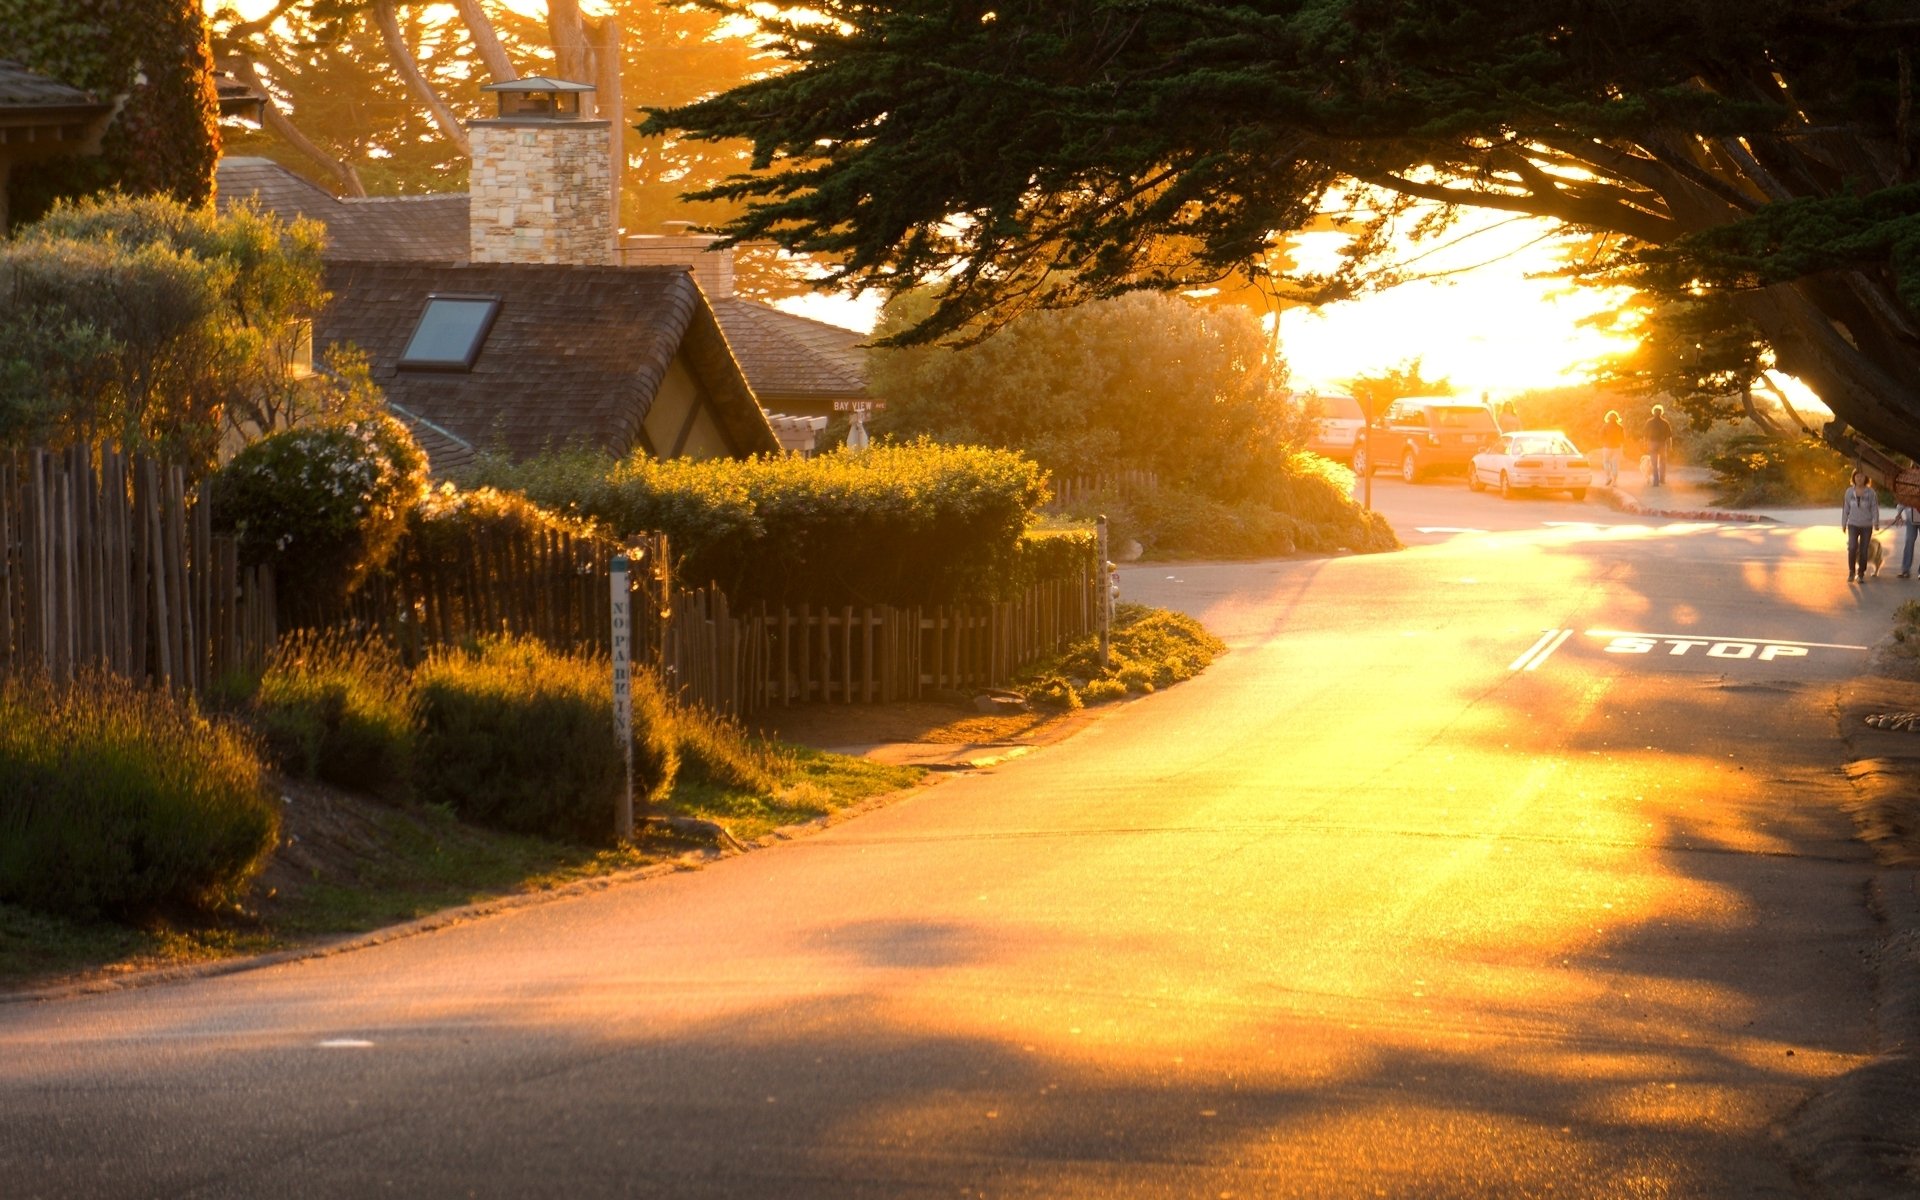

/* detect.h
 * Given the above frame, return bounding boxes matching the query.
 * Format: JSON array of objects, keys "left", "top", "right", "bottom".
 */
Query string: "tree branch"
[
  {"left": 452, "top": 0, "right": 516, "bottom": 84},
  {"left": 372, "top": 0, "right": 470, "bottom": 158},
  {"left": 226, "top": 55, "right": 366, "bottom": 197}
]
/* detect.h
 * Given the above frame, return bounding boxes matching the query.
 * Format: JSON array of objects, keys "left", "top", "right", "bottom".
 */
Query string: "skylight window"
[{"left": 398, "top": 295, "right": 500, "bottom": 371}]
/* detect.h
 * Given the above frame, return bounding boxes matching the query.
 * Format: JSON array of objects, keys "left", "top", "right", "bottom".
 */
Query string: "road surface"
[{"left": 1, "top": 484, "right": 1901, "bottom": 1198}]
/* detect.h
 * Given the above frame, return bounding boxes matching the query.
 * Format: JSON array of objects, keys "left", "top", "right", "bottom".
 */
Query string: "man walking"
[{"left": 1643, "top": 404, "right": 1674, "bottom": 486}]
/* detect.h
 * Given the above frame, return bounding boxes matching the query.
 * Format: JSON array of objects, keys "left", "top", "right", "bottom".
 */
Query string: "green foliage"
[
  {"left": 0, "top": 194, "right": 330, "bottom": 464},
  {"left": 250, "top": 632, "right": 415, "bottom": 799},
  {"left": 870, "top": 290, "right": 1293, "bottom": 480},
  {"left": 647, "top": 1, "right": 1920, "bottom": 457},
  {"left": 1020, "top": 603, "right": 1226, "bottom": 709},
  {"left": 0, "top": 672, "right": 278, "bottom": 918},
  {"left": 411, "top": 638, "right": 677, "bottom": 845},
  {"left": 462, "top": 441, "right": 1054, "bottom": 607},
  {"left": 0, "top": 0, "right": 219, "bottom": 225},
  {"left": 1345, "top": 359, "right": 1454, "bottom": 416},
  {"left": 672, "top": 706, "right": 797, "bottom": 798},
  {"left": 1707, "top": 433, "right": 1857, "bottom": 507},
  {"left": 211, "top": 413, "right": 427, "bottom": 617}
]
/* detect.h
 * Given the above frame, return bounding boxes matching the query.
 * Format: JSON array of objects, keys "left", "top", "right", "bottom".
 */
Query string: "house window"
[{"left": 398, "top": 295, "right": 501, "bottom": 371}]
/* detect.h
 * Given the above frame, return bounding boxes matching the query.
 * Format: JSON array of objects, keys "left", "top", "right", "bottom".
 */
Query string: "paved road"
[{"left": 1, "top": 492, "right": 1904, "bottom": 1198}]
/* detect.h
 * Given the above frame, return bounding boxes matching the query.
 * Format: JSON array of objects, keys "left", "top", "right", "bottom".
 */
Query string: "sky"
[{"left": 774, "top": 211, "right": 1643, "bottom": 403}]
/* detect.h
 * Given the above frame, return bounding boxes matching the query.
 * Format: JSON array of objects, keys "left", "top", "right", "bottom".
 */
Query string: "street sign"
[
  {"left": 832, "top": 400, "right": 887, "bottom": 412},
  {"left": 610, "top": 553, "right": 633, "bottom": 841}
]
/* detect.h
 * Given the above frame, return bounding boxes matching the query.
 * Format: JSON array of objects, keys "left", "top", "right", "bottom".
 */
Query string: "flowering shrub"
[{"left": 212, "top": 413, "right": 427, "bottom": 617}]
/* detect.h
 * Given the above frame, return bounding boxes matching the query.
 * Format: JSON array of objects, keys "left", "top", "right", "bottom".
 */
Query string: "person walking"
[
  {"left": 1891, "top": 498, "right": 1920, "bottom": 578},
  {"left": 1643, "top": 404, "right": 1674, "bottom": 486},
  {"left": 1844, "top": 469, "right": 1881, "bottom": 582},
  {"left": 1599, "top": 410, "right": 1625, "bottom": 487}
]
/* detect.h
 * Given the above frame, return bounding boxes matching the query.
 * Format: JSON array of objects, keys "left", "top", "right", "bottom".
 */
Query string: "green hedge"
[
  {"left": 0, "top": 673, "right": 278, "bottom": 917},
  {"left": 461, "top": 442, "right": 1052, "bottom": 607},
  {"left": 411, "top": 638, "right": 677, "bottom": 845}
]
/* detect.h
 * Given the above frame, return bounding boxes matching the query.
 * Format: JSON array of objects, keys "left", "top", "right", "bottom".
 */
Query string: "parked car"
[
  {"left": 1468, "top": 430, "right": 1593, "bottom": 500},
  {"left": 1351, "top": 396, "right": 1501, "bottom": 482},
  {"left": 1296, "top": 393, "right": 1367, "bottom": 463}
]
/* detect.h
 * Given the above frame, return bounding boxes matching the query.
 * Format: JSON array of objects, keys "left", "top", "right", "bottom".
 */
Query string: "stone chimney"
[{"left": 468, "top": 77, "right": 612, "bottom": 266}]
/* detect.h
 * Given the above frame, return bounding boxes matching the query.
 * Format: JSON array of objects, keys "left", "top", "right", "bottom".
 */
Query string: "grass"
[{"left": 0, "top": 737, "right": 922, "bottom": 992}]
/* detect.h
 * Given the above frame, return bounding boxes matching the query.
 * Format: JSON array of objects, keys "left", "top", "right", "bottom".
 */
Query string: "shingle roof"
[
  {"left": 216, "top": 158, "right": 468, "bottom": 263},
  {"left": 710, "top": 298, "right": 868, "bottom": 407},
  {"left": 319, "top": 260, "right": 779, "bottom": 466},
  {"left": 0, "top": 61, "right": 98, "bottom": 109}
]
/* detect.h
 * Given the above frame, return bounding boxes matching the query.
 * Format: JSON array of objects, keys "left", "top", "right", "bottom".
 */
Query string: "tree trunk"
[
  {"left": 371, "top": 0, "right": 471, "bottom": 159},
  {"left": 451, "top": 0, "right": 516, "bottom": 84},
  {"left": 546, "top": 0, "right": 591, "bottom": 88},
  {"left": 226, "top": 56, "right": 366, "bottom": 197}
]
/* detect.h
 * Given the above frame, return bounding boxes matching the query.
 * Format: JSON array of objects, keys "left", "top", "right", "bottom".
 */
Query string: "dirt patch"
[{"left": 750, "top": 699, "right": 1072, "bottom": 750}]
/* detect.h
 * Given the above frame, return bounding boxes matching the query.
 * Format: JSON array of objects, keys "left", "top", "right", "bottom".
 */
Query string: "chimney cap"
[{"left": 481, "top": 76, "right": 597, "bottom": 95}]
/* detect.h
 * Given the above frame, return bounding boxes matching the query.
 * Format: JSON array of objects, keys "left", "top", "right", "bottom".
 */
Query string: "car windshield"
[
  {"left": 1433, "top": 406, "right": 1497, "bottom": 430},
  {"left": 1511, "top": 436, "right": 1579, "bottom": 455}
]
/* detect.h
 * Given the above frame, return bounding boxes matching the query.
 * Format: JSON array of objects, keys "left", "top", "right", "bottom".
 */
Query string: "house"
[
  {"left": 219, "top": 77, "right": 781, "bottom": 472},
  {"left": 216, "top": 77, "right": 870, "bottom": 468},
  {"left": 0, "top": 61, "right": 113, "bottom": 235}
]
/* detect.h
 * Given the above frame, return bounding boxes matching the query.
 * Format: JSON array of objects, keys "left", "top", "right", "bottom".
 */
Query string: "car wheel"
[
  {"left": 1401, "top": 450, "right": 1421, "bottom": 483},
  {"left": 1352, "top": 445, "right": 1371, "bottom": 476},
  {"left": 1500, "top": 471, "right": 1517, "bottom": 499},
  {"left": 1569, "top": 488, "right": 1587, "bottom": 501},
  {"left": 1467, "top": 467, "right": 1485, "bottom": 493}
]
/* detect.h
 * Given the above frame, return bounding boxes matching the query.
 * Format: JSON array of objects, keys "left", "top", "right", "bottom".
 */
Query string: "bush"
[
  {"left": 462, "top": 441, "right": 1050, "bottom": 607},
  {"left": 1062, "top": 468, "right": 1398, "bottom": 560},
  {"left": 0, "top": 673, "right": 278, "bottom": 917},
  {"left": 211, "top": 412, "right": 427, "bottom": 618},
  {"left": 1708, "top": 432, "right": 1856, "bottom": 507},
  {"left": 250, "top": 632, "right": 414, "bottom": 799},
  {"left": 412, "top": 638, "right": 677, "bottom": 844},
  {"left": 1019, "top": 603, "right": 1227, "bottom": 709},
  {"left": 672, "top": 705, "right": 797, "bottom": 795}
]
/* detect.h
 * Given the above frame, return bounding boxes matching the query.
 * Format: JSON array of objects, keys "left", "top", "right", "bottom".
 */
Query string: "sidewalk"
[{"left": 1593, "top": 463, "right": 1829, "bottom": 526}]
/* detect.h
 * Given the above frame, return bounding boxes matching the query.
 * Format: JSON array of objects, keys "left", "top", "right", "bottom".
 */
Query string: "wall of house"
[
  {"left": 469, "top": 119, "right": 613, "bottom": 266},
  {"left": 642, "top": 355, "right": 732, "bottom": 461}
]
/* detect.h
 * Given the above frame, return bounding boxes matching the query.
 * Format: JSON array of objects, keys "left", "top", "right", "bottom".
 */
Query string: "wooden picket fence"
[
  {"left": 320, "top": 527, "right": 670, "bottom": 665},
  {"left": 1046, "top": 468, "right": 1157, "bottom": 509},
  {"left": 0, "top": 445, "right": 276, "bottom": 692},
  {"left": 662, "top": 567, "right": 1100, "bottom": 719}
]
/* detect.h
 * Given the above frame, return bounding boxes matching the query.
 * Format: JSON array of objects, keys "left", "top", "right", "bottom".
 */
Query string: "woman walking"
[
  {"left": 1844, "top": 469, "right": 1880, "bottom": 582},
  {"left": 1599, "top": 410, "right": 1625, "bottom": 487}
]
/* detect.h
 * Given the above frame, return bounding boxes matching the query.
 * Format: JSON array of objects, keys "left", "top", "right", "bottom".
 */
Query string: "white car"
[
  {"left": 1297, "top": 393, "right": 1366, "bottom": 463},
  {"left": 1468, "top": 430, "right": 1593, "bottom": 500}
]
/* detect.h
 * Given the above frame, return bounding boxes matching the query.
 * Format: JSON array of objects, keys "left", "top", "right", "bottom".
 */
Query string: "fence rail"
[
  {"left": 663, "top": 566, "right": 1099, "bottom": 719},
  {"left": 1046, "top": 468, "right": 1158, "bottom": 510},
  {"left": 320, "top": 527, "right": 670, "bottom": 666},
  {"left": 0, "top": 446, "right": 274, "bottom": 692}
]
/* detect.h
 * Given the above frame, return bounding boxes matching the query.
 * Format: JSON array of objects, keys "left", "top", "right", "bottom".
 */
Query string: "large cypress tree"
[
  {"left": 0, "top": 0, "right": 221, "bottom": 227},
  {"left": 647, "top": 1, "right": 1920, "bottom": 457}
]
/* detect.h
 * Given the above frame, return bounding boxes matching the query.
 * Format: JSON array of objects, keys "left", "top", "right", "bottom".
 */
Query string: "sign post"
[
  {"left": 834, "top": 399, "right": 886, "bottom": 450},
  {"left": 1096, "top": 514, "right": 1112, "bottom": 672},
  {"left": 610, "top": 553, "right": 634, "bottom": 842}
]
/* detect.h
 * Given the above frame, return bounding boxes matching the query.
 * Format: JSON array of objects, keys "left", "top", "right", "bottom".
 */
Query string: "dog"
[{"left": 1868, "top": 534, "right": 1886, "bottom": 577}]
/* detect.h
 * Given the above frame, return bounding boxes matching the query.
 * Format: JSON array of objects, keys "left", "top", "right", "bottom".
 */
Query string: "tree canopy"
[
  {"left": 648, "top": 1, "right": 1920, "bottom": 457},
  {"left": 0, "top": 194, "right": 336, "bottom": 468},
  {"left": 0, "top": 0, "right": 221, "bottom": 226}
]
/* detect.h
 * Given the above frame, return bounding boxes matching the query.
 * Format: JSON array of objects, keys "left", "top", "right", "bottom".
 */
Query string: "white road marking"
[
  {"left": 317, "top": 1038, "right": 375, "bottom": 1048},
  {"left": 1584, "top": 629, "right": 1868, "bottom": 652},
  {"left": 1509, "top": 628, "right": 1573, "bottom": 672},
  {"left": 1414, "top": 526, "right": 1489, "bottom": 534}
]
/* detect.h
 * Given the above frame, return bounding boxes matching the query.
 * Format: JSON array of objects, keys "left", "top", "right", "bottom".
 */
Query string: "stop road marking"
[{"left": 1588, "top": 628, "right": 1865, "bottom": 664}]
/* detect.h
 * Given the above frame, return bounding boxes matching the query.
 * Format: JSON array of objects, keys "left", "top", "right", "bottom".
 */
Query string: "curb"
[
  {"left": 1780, "top": 674, "right": 1920, "bottom": 1197},
  {"left": 1593, "top": 484, "right": 1776, "bottom": 524}
]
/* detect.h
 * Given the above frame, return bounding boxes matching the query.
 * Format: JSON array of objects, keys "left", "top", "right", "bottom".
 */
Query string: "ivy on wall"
[{"left": 0, "top": 0, "right": 219, "bottom": 225}]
